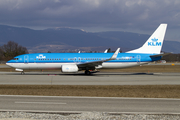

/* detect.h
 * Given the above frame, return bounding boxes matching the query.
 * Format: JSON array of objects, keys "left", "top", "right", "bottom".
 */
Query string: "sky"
[{"left": 0, "top": 0, "right": 180, "bottom": 41}]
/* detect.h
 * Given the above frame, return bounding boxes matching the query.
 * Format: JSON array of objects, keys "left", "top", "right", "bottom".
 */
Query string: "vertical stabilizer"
[{"left": 127, "top": 24, "right": 167, "bottom": 54}]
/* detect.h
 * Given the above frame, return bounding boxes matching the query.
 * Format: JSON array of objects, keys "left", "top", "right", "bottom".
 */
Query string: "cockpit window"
[{"left": 13, "top": 58, "right": 19, "bottom": 60}]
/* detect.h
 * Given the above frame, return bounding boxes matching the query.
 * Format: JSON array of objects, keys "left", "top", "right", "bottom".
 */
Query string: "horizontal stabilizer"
[{"left": 150, "top": 53, "right": 172, "bottom": 58}]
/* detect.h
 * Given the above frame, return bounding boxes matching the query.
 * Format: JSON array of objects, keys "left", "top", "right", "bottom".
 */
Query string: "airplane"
[{"left": 6, "top": 24, "right": 168, "bottom": 75}]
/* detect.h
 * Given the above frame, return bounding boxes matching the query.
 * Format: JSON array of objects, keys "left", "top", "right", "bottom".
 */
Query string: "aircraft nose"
[{"left": 6, "top": 62, "right": 12, "bottom": 67}]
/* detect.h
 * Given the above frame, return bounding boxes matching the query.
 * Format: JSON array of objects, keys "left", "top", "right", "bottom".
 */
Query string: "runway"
[
  {"left": 0, "top": 95, "right": 180, "bottom": 114},
  {"left": 0, "top": 72, "right": 180, "bottom": 85}
]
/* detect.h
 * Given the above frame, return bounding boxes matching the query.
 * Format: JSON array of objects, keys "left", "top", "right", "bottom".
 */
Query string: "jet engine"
[{"left": 61, "top": 64, "right": 78, "bottom": 73}]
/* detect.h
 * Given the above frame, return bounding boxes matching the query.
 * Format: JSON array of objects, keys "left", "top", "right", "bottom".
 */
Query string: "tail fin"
[{"left": 127, "top": 24, "right": 167, "bottom": 54}]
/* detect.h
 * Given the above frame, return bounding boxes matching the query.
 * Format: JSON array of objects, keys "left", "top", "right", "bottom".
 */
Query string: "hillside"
[{"left": 0, "top": 25, "right": 179, "bottom": 53}]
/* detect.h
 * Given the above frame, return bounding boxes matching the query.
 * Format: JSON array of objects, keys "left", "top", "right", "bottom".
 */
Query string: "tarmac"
[
  {"left": 1, "top": 64, "right": 180, "bottom": 115},
  {"left": 0, "top": 71, "right": 180, "bottom": 85},
  {"left": 0, "top": 95, "right": 180, "bottom": 114}
]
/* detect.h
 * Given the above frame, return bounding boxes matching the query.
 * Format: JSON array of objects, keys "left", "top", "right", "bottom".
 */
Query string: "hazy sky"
[{"left": 0, "top": 0, "right": 180, "bottom": 41}]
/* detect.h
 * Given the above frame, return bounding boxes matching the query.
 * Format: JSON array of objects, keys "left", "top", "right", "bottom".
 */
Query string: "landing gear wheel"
[
  {"left": 21, "top": 71, "right": 25, "bottom": 75},
  {"left": 85, "top": 70, "right": 91, "bottom": 75}
]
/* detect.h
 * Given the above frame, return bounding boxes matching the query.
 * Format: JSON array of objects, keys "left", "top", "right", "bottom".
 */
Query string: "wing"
[{"left": 77, "top": 48, "right": 120, "bottom": 68}]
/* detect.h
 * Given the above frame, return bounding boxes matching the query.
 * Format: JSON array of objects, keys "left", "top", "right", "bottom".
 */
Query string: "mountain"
[{"left": 0, "top": 25, "right": 179, "bottom": 53}]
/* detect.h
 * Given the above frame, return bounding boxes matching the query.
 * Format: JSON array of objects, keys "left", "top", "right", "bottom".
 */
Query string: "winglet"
[
  {"left": 110, "top": 48, "right": 120, "bottom": 60},
  {"left": 104, "top": 49, "right": 108, "bottom": 53}
]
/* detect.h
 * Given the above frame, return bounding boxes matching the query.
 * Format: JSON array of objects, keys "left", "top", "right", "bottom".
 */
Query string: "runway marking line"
[
  {"left": 15, "top": 102, "right": 67, "bottom": 105},
  {"left": 2, "top": 95, "right": 180, "bottom": 101}
]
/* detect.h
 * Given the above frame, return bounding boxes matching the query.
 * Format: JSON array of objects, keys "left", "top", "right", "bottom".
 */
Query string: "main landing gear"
[
  {"left": 85, "top": 70, "right": 91, "bottom": 75},
  {"left": 21, "top": 71, "right": 25, "bottom": 75}
]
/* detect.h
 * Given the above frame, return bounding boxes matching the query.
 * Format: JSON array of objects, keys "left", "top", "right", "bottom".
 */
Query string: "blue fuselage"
[{"left": 6, "top": 53, "right": 161, "bottom": 70}]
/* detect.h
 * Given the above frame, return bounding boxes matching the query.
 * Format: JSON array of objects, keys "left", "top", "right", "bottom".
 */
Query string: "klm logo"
[
  {"left": 36, "top": 54, "right": 46, "bottom": 59},
  {"left": 148, "top": 38, "right": 161, "bottom": 46}
]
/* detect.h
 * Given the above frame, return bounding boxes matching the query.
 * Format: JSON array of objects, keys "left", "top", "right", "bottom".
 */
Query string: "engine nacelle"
[{"left": 61, "top": 64, "right": 78, "bottom": 73}]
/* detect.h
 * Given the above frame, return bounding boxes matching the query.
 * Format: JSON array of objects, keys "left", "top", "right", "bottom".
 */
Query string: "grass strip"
[{"left": 0, "top": 85, "right": 180, "bottom": 98}]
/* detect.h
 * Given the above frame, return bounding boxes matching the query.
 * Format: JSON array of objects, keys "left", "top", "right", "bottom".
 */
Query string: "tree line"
[
  {"left": 0, "top": 41, "right": 28, "bottom": 61},
  {"left": 162, "top": 54, "right": 180, "bottom": 62}
]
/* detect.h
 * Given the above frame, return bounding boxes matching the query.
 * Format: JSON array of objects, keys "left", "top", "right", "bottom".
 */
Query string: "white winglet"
[
  {"left": 104, "top": 49, "right": 108, "bottom": 53},
  {"left": 110, "top": 48, "right": 120, "bottom": 60}
]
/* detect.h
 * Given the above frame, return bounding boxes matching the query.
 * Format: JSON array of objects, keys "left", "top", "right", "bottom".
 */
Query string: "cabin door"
[
  {"left": 136, "top": 55, "right": 141, "bottom": 64},
  {"left": 24, "top": 55, "right": 29, "bottom": 64}
]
